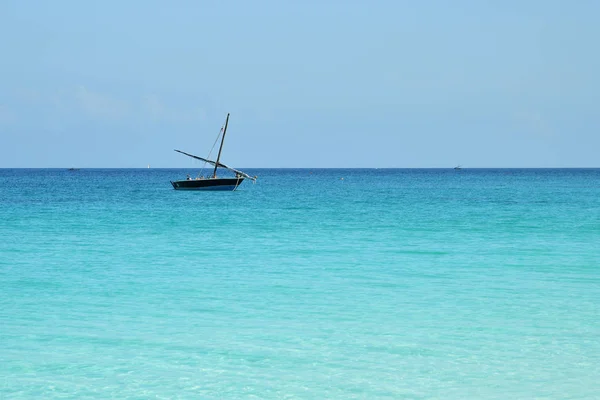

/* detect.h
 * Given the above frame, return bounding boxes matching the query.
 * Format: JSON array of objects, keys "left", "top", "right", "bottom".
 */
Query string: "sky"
[{"left": 0, "top": 0, "right": 598, "bottom": 168}]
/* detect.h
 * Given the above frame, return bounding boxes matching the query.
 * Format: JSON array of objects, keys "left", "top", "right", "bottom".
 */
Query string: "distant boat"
[
  {"left": 454, "top": 165, "right": 462, "bottom": 170},
  {"left": 170, "top": 113, "right": 256, "bottom": 191},
  {"left": 67, "top": 168, "right": 80, "bottom": 171}
]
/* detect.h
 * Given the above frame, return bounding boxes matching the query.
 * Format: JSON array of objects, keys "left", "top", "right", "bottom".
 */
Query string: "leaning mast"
[{"left": 212, "top": 113, "right": 230, "bottom": 178}]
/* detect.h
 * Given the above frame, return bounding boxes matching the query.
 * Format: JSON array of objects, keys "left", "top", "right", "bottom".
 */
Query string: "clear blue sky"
[{"left": 1, "top": 0, "right": 598, "bottom": 168}]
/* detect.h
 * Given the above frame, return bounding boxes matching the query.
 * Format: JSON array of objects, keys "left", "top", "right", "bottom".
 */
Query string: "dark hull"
[{"left": 170, "top": 177, "right": 244, "bottom": 191}]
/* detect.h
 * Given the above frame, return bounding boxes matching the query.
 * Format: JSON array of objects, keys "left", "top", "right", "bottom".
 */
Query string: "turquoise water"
[{"left": 1, "top": 168, "right": 599, "bottom": 399}]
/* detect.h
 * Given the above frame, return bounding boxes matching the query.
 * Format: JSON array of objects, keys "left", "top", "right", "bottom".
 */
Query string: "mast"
[{"left": 212, "top": 113, "right": 230, "bottom": 178}]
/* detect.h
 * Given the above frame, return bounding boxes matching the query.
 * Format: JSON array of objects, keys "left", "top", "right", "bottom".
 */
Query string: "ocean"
[{"left": 1, "top": 168, "right": 599, "bottom": 399}]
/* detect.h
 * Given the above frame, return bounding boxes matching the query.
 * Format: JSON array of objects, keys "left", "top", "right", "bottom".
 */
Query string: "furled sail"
[{"left": 174, "top": 149, "right": 256, "bottom": 181}]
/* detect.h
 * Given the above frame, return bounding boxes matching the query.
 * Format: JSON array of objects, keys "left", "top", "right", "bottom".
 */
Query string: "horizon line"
[{"left": 2, "top": 167, "right": 600, "bottom": 170}]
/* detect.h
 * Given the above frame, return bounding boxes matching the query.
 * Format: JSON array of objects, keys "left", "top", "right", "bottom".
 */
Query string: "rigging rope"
[{"left": 197, "top": 125, "right": 225, "bottom": 178}]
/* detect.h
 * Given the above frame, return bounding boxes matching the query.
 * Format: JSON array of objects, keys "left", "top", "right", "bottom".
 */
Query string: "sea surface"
[{"left": 1, "top": 168, "right": 599, "bottom": 399}]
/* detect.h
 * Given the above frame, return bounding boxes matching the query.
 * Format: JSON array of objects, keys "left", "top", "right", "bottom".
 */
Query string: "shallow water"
[{"left": 1, "top": 168, "right": 599, "bottom": 398}]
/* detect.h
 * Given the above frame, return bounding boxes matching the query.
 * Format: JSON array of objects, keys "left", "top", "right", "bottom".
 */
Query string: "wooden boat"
[{"left": 170, "top": 113, "right": 256, "bottom": 191}]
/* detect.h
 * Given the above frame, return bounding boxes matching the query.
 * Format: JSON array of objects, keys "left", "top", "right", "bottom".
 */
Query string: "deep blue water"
[{"left": 1, "top": 168, "right": 599, "bottom": 398}]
